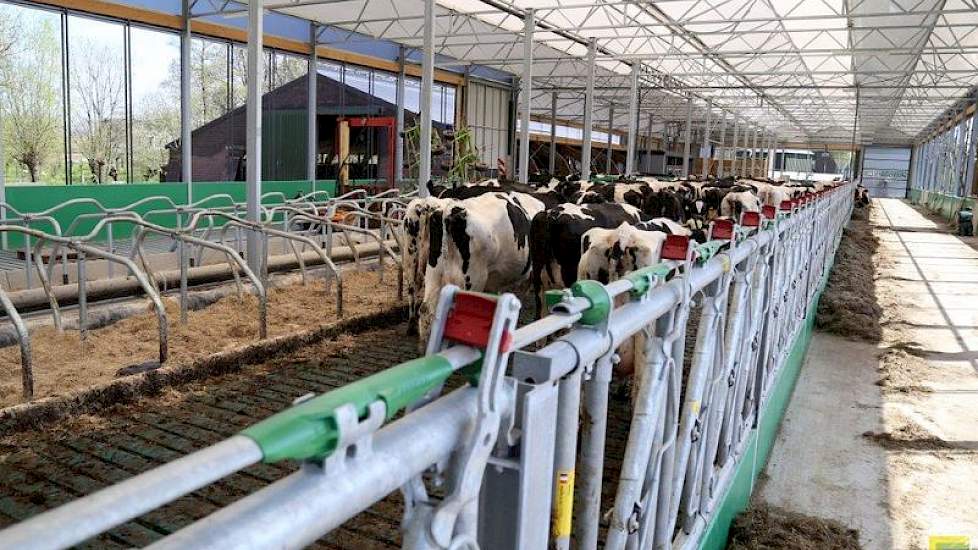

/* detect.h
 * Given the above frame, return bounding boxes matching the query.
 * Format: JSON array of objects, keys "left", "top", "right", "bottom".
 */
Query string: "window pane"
[
  {"left": 372, "top": 70, "right": 397, "bottom": 106},
  {"left": 68, "top": 15, "right": 126, "bottom": 184},
  {"left": 432, "top": 83, "right": 445, "bottom": 123},
  {"left": 231, "top": 43, "right": 246, "bottom": 110},
  {"left": 272, "top": 51, "right": 306, "bottom": 88},
  {"left": 0, "top": 3, "right": 65, "bottom": 185},
  {"left": 444, "top": 85, "right": 456, "bottom": 126},
  {"left": 130, "top": 25, "right": 180, "bottom": 183},
  {"left": 189, "top": 38, "right": 232, "bottom": 182},
  {"left": 190, "top": 38, "right": 229, "bottom": 130},
  {"left": 404, "top": 76, "right": 420, "bottom": 114}
]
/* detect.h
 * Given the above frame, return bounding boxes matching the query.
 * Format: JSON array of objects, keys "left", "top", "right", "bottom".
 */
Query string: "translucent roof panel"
[{"left": 254, "top": 0, "right": 978, "bottom": 145}]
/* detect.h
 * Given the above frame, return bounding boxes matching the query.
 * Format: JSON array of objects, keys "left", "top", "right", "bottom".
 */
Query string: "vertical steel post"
[
  {"left": 394, "top": 46, "right": 404, "bottom": 183},
  {"left": 740, "top": 126, "right": 751, "bottom": 177},
  {"left": 181, "top": 0, "right": 193, "bottom": 202},
  {"left": 928, "top": 139, "right": 937, "bottom": 190},
  {"left": 770, "top": 135, "right": 777, "bottom": 178},
  {"left": 575, "top": 355, "right": 613, "bottom": 550},
  {"left": 716, "top": 112, "right": 727, "bottom": 179},
  {"left": 964, "top": 94, "right": 978, "bottom": 196},
  {"left": 625, "top": 64, "right": 640, "bottom": 175},
  {"left": 750, "top": 128, "right": 759, "bottom": 177},
  {"left": 245, "top": 0, "right": 263, "bottom": 273},
  {"left": 954, "top": 116, "right": 967, "bottom": 195},
  {"left": 701, "top": 99, "right": 712, "bottom": 178},
  {"left": 549, "top": 93, "right": 557, "bottom": 175},
  {"left": 518, "top": 9, "right": 534, "bottom": 184},
  {"left": 418, "top": 0, "right": 435, "bottom": 195},
  {"left": 731, "top": 118, "right": 740, "bottom": 178},
  {"left": 581, "top": 39, "right": 596, "bottom": 181},
  {"left": 606, "top": 106, "right": 614, "bottom": 174},
  {"left": 645, "top": 110, "right": 655, "bottom": 173},
  {"left": 396, "top": 46, "right": 406, "bottom": 183},
  {"left": 550, "top": 368, "right": 582, "bottom": 550},
  {"left": 77, "top": 253, "right": 87, "bottom": 338},
  {"left": 307, "top": 24, "right": 317, "bottom": 186},
  {"left": 0, "top": 100, "right": 5, "bottom": 250},
  {"left": 778, "top": 140, "right": 784, "bottom": 177},
  {"left": 681, "top": 95, "right": 693, "bottom": 177}
]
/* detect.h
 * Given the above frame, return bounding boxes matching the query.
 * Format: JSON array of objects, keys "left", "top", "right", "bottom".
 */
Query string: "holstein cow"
[
  {"left": 529, "top": 202, "right": 644, "bottom": 315},
  {"left": 577, "top": 220, "right": 693, "bottom": 396},
  {"left": 720, "top": 185, "right": 763, "bottom": 219},
  {"left": 404, "top": 196, "right": 453, "bottom": 334},
  {"left": 427, "top": 180, "right": 563, "bottom": 209},
  {"left": 402, "top": 197, "right": 454, "bottom": 334},
  {"left": 418, "top": 191, "right": 546, "bottom": 341}
]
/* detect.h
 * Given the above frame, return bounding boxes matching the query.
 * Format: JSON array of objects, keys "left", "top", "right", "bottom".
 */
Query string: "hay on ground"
[
  {"left": 816, "top": 205, "right": 882, "bottom": 342},
  {"left": 0, "top": 266, "right": 401, "bottom": 408},
  {"left": 726, "top": 504, "right": 862, "bottom": 550}
]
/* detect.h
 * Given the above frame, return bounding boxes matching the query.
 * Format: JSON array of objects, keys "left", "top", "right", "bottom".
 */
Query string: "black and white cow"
[
  {"left": 855, "top": 184, "right": 870, "bottom": 207},
  {"left": 418, "top": 192, "right": 546, "bottom": 340},
  {"left": 404, "top": 196, "right": 453, "bottom": 334},
  {"left": 577, "top": 220, "right": 692, "bottom": 390},
  {"left": 720, "top": 185, "right": 763, "bottom": 219},
  {"left": 529, "top": 202, "right": 645, "bottom": 315}
]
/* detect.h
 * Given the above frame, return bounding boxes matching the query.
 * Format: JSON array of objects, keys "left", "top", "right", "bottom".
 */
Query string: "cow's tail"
[{"left": 529, "top": 210, "right": 551, "bottom": 318}]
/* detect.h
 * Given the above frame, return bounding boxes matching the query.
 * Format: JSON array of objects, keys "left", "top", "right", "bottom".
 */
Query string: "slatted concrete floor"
[{"left": 0, "top": 319, "right": 634, "bottom": 548}]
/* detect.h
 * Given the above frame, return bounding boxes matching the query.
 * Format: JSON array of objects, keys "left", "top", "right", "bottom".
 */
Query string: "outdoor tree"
[
  {"left": 70, "top": 36, "right": 126, "bottom": 183},
  {"left": 0, "top": 7, "right": 64, "bottom": 184}
]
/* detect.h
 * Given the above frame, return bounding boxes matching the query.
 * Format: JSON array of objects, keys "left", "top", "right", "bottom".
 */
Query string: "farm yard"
[{"left": 0, "top": 0, "right": 977, "bottom": 549}]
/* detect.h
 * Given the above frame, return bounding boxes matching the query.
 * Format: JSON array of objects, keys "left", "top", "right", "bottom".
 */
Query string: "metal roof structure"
[{"left": 192, "top": 0, "right": 978, "bottom": 147}]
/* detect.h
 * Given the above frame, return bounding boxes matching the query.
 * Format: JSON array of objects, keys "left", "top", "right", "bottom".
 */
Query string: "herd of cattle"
[{"left": 403, "top": 175, "right": 841, "bottom": 340}]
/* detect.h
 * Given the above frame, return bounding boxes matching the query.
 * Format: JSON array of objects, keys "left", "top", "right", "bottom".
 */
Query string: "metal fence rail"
[
  {"left": 0, "top": 188, "right": 410, "bottom": 401},
  {"left": 0, "top": 183, "right": 852, "bottom": 549}
]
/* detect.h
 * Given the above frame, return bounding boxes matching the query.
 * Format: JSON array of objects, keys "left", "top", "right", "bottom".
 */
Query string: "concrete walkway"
[{"left": 758, "top": 199, "right": 978, "bottom": 550}]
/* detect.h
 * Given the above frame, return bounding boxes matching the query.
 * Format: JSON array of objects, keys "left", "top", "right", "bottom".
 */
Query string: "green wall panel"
[{"left": 2, "top": 180, "right": 338, "bottom": 249}]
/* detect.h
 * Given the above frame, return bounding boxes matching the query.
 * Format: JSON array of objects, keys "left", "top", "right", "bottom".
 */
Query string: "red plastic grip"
[
  {"left": 779, "top": 200, "right": 793, "bottom": 211},
  {"left": 444, "top": 292, "right": 509, "bottom": 351},
  {"left": 712, "top": 218, "right": 735, "bottom": 240},
  {"left": 661, "top": 234, "right": 691, "bottom": 261},
  {"left": 742, "top": 211, "right": 761, "bottom": 227},
  {"left": 762, "top": 205, "right": 777, "bottom": 219}
]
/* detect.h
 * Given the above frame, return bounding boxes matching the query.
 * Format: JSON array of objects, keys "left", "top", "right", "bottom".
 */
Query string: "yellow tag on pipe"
[
  {"left": 929, "top": 535, "right": 971, "bottom": 550},
  {"left": 552, "top": 470, "right": 575, "bottom": 538},
  {"left": 721, "top": 256, "right": 731, "bottom": 272}
]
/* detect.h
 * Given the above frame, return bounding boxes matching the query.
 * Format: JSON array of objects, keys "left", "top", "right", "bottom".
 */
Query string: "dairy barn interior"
[{"left": 0, "top": 0, "right": 976, "bottom": 548}]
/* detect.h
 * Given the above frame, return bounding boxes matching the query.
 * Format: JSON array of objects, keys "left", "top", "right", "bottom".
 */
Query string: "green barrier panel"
[
  {"left": 698, "top": 237, "right": 841, "bottom": 550},
  {"left": 910, "top": 190, "right": 976, "bottom": 224},
  {"left": 0, "top": 180, "right": 341, "bottom": 250}
]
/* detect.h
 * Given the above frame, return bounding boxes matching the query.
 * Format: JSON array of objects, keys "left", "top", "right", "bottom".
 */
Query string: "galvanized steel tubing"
[{"left": 0, "top": 184, "right": 852, "bottom": 550}]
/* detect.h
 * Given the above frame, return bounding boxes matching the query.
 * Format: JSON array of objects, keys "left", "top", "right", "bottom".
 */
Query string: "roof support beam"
[
  {"left": 396, "top": 46, "right": 406, "bottom": 182},
  {"left": 245, "top": 0, "right": 264, "bottom": 275},
  {"left": 418, "top": 0, "right": 435, "bottom": 195},
  {"left": 717, "top": 112, "right": 727, "bottom": 179},
  {"left": 581, "top": 39, "right": 596, "bottom": 181},
  {"left": 518, "top": 9, "right": 534, "bottom": 184},
  {"left": 731, "top": 118, "right": 740, "bottom": 178},
  {"left": 682, "top": 95, "right": 693, "bottom": 178},
  {"left": 606, "top": 106, "right": 615, "bottom": 174},
  {"left": 964, "top": 92, "right": 978, "bottom": 196},
  {"left": 181, "top": 0, "right": 193, "bottom": 201},
  {"left": 549, "top": 93, "right": 557, "bottom": 175},
  {"left": 701, "top": 99, "right": 712, "bottom": 179},
  {"left": 307, "top": 23, "right": 318, "bottom": 184},
  {"left": 625, "top": 64, "right": 639, "bottom": 175}
]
